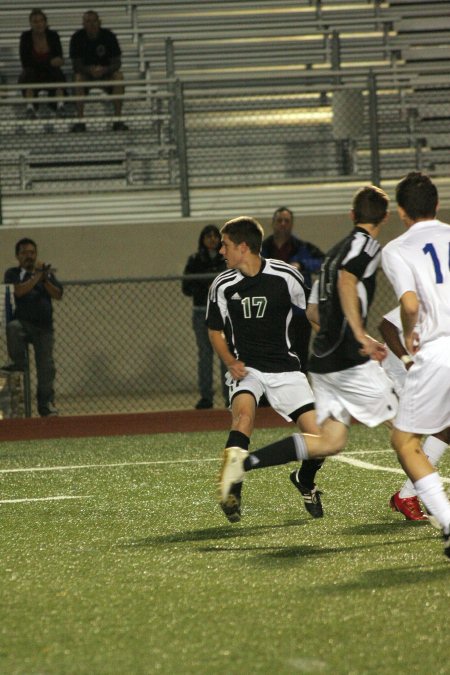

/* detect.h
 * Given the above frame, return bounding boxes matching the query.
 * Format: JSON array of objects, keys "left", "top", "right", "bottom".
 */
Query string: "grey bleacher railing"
[
  {"left": 3, "top": 68, "right": 450, "bottom": 223},
  {"left": 0, "top": 78, "right": 190, "bottom": 218},
  {"left": 0, "top": 271, "right": 397, "bottom": 419},
  {"left": 1, "top": 0, "right": 450, "bottom": 225}
]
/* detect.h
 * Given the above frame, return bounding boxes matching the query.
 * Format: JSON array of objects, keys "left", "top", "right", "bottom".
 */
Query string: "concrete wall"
[{"left": 1, "top": 207, "right": 443, "bottom": 281}]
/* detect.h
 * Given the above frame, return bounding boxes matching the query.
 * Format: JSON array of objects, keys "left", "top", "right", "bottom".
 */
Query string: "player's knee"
[{"left": 321, "top": 425, "right": 347, "bottom": 455}]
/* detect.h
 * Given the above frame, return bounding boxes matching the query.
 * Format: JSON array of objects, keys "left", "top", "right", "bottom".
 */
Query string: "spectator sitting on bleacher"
[
  {"left": 18, "top": 8, "right": 66, "bottom": 119},
  {"left": 69, "top": 10, "right": 128, "bottom": 132}
]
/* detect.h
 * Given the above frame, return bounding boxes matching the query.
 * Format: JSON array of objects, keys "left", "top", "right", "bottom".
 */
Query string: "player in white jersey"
[
  {"left": 378, "top": 307, "right": 449, "bottom": 521},
  {"left": 382, "top": 171, "right": 450, "bottom": 558}
]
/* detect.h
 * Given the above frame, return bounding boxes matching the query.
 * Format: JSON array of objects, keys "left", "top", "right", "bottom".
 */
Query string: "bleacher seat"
[{"left": 1, "top": 0, "right": 450, "bottom": 226}]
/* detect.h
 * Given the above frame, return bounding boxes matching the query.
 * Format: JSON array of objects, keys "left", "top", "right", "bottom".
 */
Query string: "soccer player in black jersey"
[
  {"left": 219, "top": 188, "right": 398, "bottom": 520},
  {"left": 207, "top": 216, "right": 326, "bottom": 522}
]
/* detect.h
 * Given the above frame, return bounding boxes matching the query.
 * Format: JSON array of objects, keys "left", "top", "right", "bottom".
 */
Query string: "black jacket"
[
  {"left": 20, "top": 29, "right": 63, "bottom": 69},
  {"left": 182, "top": 250, "right": 226, "bottom": 307}
]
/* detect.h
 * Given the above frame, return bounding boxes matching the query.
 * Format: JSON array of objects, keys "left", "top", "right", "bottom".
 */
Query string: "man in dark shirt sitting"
[
  {"left": 1, "top": 238, "right": 63, "bottom": 417},
  {"left": 69, "top": 10, "right": 127, "bottom": 132}
]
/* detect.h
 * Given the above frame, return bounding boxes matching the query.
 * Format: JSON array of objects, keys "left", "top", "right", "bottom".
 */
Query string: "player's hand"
[
  {"left": 359, "top": 335, "right": 387, "bottom": 362},
  {"left": 405, "top": 331, "right": 420, "bottom": 355},
  {"left": 228, "top": 360, "right": 247, "bottom": 380}
]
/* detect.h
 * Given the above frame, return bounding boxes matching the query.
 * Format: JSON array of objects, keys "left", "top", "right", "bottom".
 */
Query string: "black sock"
[
  {"left": 297, "top": 459, "right": 325, "bottom": 489},
  {"left": 244, "top": 436, "right": 297, "bottom": 471},
  {"left": 225, "top": 430, "right": 250, "bottom": 451}
]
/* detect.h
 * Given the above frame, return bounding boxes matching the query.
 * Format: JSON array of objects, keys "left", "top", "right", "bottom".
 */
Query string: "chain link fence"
[{"left": 0, "top": 271, "right": 397, "bottom": 418}]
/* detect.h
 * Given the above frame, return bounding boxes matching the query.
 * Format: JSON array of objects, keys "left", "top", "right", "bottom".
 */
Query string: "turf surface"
[{"left": 1, "top": 425, "right": 449, "bottom": 674}]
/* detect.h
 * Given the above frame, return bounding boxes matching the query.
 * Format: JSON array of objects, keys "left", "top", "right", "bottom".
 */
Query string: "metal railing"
[
  {"left": 0, "top": 78, "right": 190, "bottom": 216},
  {"left": 2, "top": 67, "right": 450, "bottom": 220}
]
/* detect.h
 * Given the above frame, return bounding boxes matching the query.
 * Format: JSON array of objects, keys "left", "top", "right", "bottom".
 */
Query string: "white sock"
[
  {"left": 293, "top": 433, "right": 309, "bottom": 461},
  {"left": 414, "top": 472, "right": 450, "bottom": 530},
  {"left": 57, "top": 101, "right": 64, "bottom": 110},
  {"left": 399, "top": 436, "right": 448, "bottom": 499},
  {"left": 423, "top": 435, "right": 448, "bottom": 466}
]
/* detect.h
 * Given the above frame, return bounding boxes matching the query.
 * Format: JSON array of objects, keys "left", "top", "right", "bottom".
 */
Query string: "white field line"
[
  {"left": 0, "top": 449, "right": 390, "bottom": 475},
  {"left": 0, "top": 495, "right": 92, "bottom": 504},
  {"left": 0, "top": 458, "right": 219, "bottom": 474},
  {"left": 331, "top": 454, "right": 450, "bottom": 484},
  {"left": 0, "top": 451, "right": 448, "bottom": 485}
]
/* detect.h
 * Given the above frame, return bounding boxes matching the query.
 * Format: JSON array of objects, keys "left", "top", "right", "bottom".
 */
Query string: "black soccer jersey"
[
  {"left": 309, "top": 227, "right": 381, "bottom": 374},
  {"left": 207, "top": 258, "right": 307, "bottom": 372}
]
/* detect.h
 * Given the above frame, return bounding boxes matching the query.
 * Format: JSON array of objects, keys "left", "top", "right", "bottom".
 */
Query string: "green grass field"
[{"left": 1, "top": 425, "right": 449, "bottom": 674}]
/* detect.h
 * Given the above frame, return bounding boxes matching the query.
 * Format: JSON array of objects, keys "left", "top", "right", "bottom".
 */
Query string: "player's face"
[
  {"left": 273, "top": 210, "right": 293, "bottom": 236},
  {"left": 220, "top": 234, "right": 244, "bottom": 269},
  {"left": 16, "top": 244, "right": 37, "bottom": 271}
]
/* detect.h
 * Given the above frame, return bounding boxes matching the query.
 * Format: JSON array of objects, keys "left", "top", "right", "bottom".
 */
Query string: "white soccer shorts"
[
  {"left": 226, "top": 367, "right": 315, "bottom": 422},
  {"left": 395, "top": 336, "right": 450, "bottom": 435},
  {"left": 310, "top": 360, "right": 398, "bottom": 427}
]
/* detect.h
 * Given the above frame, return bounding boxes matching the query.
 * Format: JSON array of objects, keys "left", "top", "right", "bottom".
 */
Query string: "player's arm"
[
  {"left": 306, "top": 279, "right": 320, "bottom": 332},
  {"left": 399, "top": 291, "right": 419, "bottom": 355},
  {"left": 338, "top": 269, "right": 386, "bottom": 361},
  {"left": 208, "top": 329, "right": 247, "bottom": 380},
  {"left": 378, "top": 316, "right": 413, "bottom": 369},
  {"left": 306, "top": 302, "right": 320, "bottom": 333}
]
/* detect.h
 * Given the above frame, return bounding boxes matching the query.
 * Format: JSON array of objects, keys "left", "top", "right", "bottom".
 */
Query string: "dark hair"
[
  {"left": 395, "top": 171, "right": 438, "bottom": 220},
  {"left": 29, "top": 8, "right": 47, "bottom": 23},
  {"left": 221, "top": 216, "right": 264, "bottom": 254},
  {"left": 15, "top": 237, "right": 37, "bottom": 256},
  {"left": 272, "top": 206, "right": 294, "bottom": 224},
  {"left": 352, "top": 186, "right": 389, "bottom": 226},
  {"left": 198, "top": 224, "right": 221, "bottom": 251},
  {"left": 83, "top": 10, "right": 100, "bottom": 21}
]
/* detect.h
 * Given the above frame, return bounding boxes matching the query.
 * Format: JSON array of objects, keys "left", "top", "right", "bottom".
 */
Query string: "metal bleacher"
[{"left": 1, "top": 0, "right": 450, "bottom": 227}]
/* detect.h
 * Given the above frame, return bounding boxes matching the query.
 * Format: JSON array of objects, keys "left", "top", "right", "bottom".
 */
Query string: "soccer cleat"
[
  {"left": 443, "top": 527, "right": 450, "bottom": 559},
  {"left": 389, "top": 491, "right": 427, "bottom": 521},
  {"left": 220, "top": 483, "right": 242, "bottom": 523},
  {"left": 289, "top": 470, "right": 323, "bottom": 518},
  {"left": 218, "top": 447, "right": 248, "bottom": 522}
]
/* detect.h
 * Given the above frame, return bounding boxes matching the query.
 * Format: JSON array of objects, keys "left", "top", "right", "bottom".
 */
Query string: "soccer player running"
[
  {"left": 378, "top": 307, "right": 450, "bottom": 521},
  {"left": 382, "top": 171, "right": 450, "bottom": 557},
  {"left": 218, "top": 187, "right": 399, "bottom": 526},
  {"left": 207, "top": 216, "right": 326, "bottom": 523}
]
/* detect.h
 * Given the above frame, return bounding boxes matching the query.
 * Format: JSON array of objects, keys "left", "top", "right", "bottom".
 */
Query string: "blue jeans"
[
  {"left": 6, "top": 319, "right": 56, "bottom": 416},
  {"left": 192, "top": 308, "right": 228, "bottom": 404}
]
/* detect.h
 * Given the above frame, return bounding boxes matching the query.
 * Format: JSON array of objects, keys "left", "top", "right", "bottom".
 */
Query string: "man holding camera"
[{"left": 1, "top": 238, "right": 63, "bottom": 416}]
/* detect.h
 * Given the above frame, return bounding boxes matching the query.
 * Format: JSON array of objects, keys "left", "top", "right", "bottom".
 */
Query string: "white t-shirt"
[{"left": 382, "top": 219, "right": 450, "bottom": 346}]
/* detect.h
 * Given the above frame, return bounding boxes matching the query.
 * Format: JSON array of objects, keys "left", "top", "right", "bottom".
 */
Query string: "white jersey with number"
[
  {"left": 382, "top": 219, "right": 450, "bottom": 433},
  {"left": 382, "top": 219, "right": 450, "bottom": 345}
]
